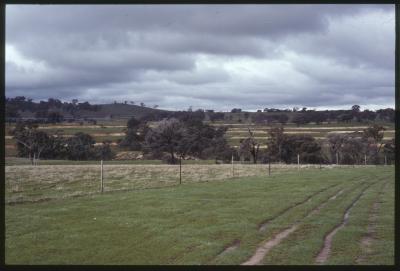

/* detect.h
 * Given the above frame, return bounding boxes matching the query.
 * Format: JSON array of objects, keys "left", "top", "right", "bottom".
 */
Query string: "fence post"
[
  {"left": 364, "top": 154, "right": 367, "bottom": 166},
  {"left": 297, "top": 154, "right": 300, "bottom": 170},
  {"left": 179, "top": 157, "right": 182, "bottom": 185},
  {"left": 100, "top": 160, "right": 104, "bottom": 193},
  {"left": 231, "top": 154, "right": 234, "bottom": 177},
  {"left": 268, "top": 158, "right": 271, "bottom": 176},
  {"left": 336, "top": 153, "right": 339, "bottom": 166},
  {"left": 385, "top": 155, "right": 387, "bottom": 166}
]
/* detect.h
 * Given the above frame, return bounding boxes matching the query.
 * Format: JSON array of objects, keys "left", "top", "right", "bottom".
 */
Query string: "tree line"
[
  {"left": 7, "top": 97, "right": 394, "bottom": 126},
  {"left": 11, "top": 114, "right": 394, "bottom": 165},
  {"left": 11, "top": 122, "right": 113, "bottom": 164},
  {"left": 6, "top": 96, "right": 100, "bottom": 123},
  {"left": 238, "top": 124, "right": 394, "bottom": 165}
]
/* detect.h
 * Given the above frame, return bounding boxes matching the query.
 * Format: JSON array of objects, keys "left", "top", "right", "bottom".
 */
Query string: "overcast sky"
[{"left": 6, "top": 4, "right": 395, "bottom": 111}]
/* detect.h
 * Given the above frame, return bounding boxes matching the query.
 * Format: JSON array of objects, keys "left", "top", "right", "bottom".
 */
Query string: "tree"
[
  {"left": 144, "top": 118, "right": 185, "bottom": 164},
  {"left": 351, "top": 105, "right": 361, "bottom": 113},
  {"left": 11, "top": 122, "right": 51, "bottom": 164},
  {"left": 35, "top": 110, "right": 48, "bottom": 119},
  {"left": 201, "top": 127, "right": 233, "bottom": 162},
  {"left": 340, "top": 136, "right": 365, "bottom": 164},
  {"left": 127, "top": 117, "right": 141, "bottom": 129},
  {"left": 239, "top": 128, "right": 260, "bottom": 164},
  {"left": 338, "top": 113, "right": 353, "bottom": 123},
  {"left": 119, "top": 117, "right": 149, "bottom": 151},
  {"left": 383, "top": 138, "right": 395, "bottom": 164},
  {"left": 47, "top": 112, "right": 64, "bottom": 123},
  {"left": 65, "top": 132, "right": 96, "bottom": 160},
  {"left": 209, "top": 112, "right": 225, "bottom": 122},
  {"left": 5, "top": 104, "right": 20, "bottom": 119},
  {"left": 326, "top": 134, "right": 348, "bottom": 164},
  {"left": 362, "top": 124, "right": 386, "bottom": 163},
  {"left": 266, "top": 126, "right": 285, "bottom": 162},
  {"left": 140, "top": 102, "right": 145, "bottom": 107},
  {"left": 292, "top": 113, "right": 309, "bottom": 126},
  {"left": 94, "top": 140, "right": 114, "bottom": 160},
  {"left": 280, "top": 134, "right": 322, "bottom": 164}
]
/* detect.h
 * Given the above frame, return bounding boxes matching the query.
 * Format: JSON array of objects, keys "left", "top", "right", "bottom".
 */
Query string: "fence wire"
[{"left": 5, "top": 162, "right": 391, "bottom": 204}]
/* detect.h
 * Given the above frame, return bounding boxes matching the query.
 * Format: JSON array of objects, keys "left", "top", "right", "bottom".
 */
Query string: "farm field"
[{"left": 5, "top": 166, "right": 394, "bottom": 265}]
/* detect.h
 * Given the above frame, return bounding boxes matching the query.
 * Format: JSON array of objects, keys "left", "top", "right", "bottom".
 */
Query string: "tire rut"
[
  {"left": 211, "top": 184, "right": 342, "bottom": 264},
  {"left": 258, "top": 183, "right": 340, "bottom": 232},
  {"left": 356, "top": 181, "right": 389, "bottom": 264},
  {"left": 315, "top": 182, "right": 375, "bottom": 264},
  {"left": 242, "top": 187, "right": 346, "bottom": 265}
]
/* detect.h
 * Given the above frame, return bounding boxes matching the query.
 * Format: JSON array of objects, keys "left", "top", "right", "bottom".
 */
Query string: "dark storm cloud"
[{"left": 5, "top": 4, "right": 395, "bottom": 110}]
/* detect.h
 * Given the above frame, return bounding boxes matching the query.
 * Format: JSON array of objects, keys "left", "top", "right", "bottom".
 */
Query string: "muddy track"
[
  {"left": 258, "top": 183, "right": 340, "bottom": 232},
  {"left": 356, "top": 181, "right": 389, "bottom": 264},
  {"left": 210, "top": 184, "right": 341, "bottom": 263},
  {"left": 214, "top": 239, "right": 241, "bottom": 258},
  {"left": 315, "top": 182, "right": 375, "bottom": 264},
  {"left": 241, "top": 187, "right": 346, "bottom": 265},
  {"left": 305, "top": 189, "right": 344, "bottom": 218}
]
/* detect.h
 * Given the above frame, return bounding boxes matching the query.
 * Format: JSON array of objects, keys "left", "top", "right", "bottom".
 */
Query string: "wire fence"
[{"left": 5, "top": 160, "right": 393, "bottom": 205}]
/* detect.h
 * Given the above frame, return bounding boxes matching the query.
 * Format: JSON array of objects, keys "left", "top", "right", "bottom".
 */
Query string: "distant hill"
[
  {"left": 5, "top": 96, "right": 395, "bottom": 124},
  {"left": 14, "top": 103, "right": 169, "bottom": 120},
  {"left": 73, "top": 104, "right": 168, "bottom": 119}
]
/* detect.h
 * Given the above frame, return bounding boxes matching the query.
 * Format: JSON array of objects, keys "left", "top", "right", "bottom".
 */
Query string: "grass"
[
  {"left": 259, "top": 167, "right": 394, "bottom": 265},
  {"left": 5, "top": 163, "right": 302, "bottom": 204},
  {"left": 5, "top": 166, "right": 394, "bottom": 265}
]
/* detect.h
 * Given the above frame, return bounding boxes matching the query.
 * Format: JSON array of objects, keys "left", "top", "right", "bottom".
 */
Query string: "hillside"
[{"left": 15, "top": 103, "right": 169, "bottom": 120}]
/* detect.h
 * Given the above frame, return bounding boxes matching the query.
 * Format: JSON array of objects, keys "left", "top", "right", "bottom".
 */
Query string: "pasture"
[{"left": 5, "top": 165, "right": 394, "bottom": 265}]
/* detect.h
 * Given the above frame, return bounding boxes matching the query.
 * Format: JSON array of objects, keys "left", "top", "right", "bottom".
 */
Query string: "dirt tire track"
[
  {"left": 356, "top": 181, "right": 389, "bottom": 264},
  {"left": 215, "top": 239, "right": 241, "bottom": 258},
  {"left": 315, "top": 182, "right": 375, "bottom": 264},
  {"left": 242, "top": 225, "right": 299, "bottom": 265},
  {"left": 212, "top": 183, "right": 343, "bottom": 264},
  {"left": 258, "top": 183, "right": 340, "bottom": 232},
  {"left": 242, "top": 187, "right": 346, "bottom": 265}
]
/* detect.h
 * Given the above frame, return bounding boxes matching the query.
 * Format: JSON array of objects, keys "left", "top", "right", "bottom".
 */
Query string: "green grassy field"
[{"left": 5, "top": 166, "right": 394, "bottom": 265}]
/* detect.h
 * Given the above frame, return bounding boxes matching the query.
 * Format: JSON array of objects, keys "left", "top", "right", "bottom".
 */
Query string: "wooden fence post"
[
  {"left": 336, "top": 153, "right": 339, "bottom": 166},
  {"left": 364, "top": 154, "right": 367, "bottom": 166},
  {"left": 179, "top": 157, "right": 182, "bottom": 185},
  {"left": 385, "top": 155, "right": 387, "bottom": 166},
  {"left": 100, "top": 160, "right": 104, "bottom": 193},
  {"left": 231, "top": 154, "right": 234, "bottom": 177},
  {"left": 268, "top": 158, "right": 271, "bottom": 176},
  {"left": 297, "top": 154, "right": 300, "bottom": 170}
]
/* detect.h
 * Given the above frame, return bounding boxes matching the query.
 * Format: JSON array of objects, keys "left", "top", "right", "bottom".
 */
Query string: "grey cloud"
[{"left": 6, "top": 4, "right": 395, "bottom": 110}]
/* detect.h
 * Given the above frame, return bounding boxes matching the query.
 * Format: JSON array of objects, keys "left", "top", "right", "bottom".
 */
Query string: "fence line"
[{"left": 5, "top": 159, "right": 394, "bottom": 205}]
